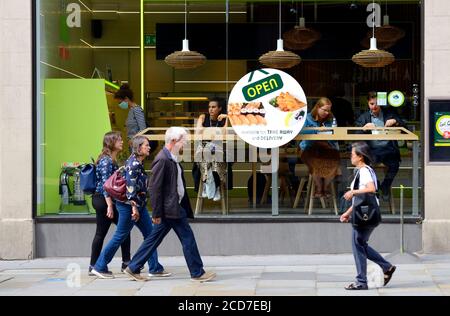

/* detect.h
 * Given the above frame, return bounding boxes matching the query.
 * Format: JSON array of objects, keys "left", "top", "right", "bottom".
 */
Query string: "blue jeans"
[
  {"left": 94, "top": 201, "right": 164, "bottom": 273},
  {"left": 128, "top": 206, "right": 205, "bottom": 278},
  {"left": 352, "top": 227, "right": 392, "bottom": 285}
]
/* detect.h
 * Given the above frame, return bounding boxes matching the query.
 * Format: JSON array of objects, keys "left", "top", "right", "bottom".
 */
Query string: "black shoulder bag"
[{"left": 351, "top": 168, "right": 382, "bottom": 228}]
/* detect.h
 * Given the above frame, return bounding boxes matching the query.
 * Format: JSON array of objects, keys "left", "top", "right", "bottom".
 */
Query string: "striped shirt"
[{"left": 126, "top": 105, "right": 147, "bottom": 139}]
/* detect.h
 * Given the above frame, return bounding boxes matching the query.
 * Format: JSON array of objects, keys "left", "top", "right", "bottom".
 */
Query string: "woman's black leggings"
[{"left": 90, "top": 193, "right": 131, "bottom": 267}]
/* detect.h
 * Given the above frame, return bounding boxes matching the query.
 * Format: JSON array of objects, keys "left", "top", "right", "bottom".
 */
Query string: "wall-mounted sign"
[
  {"left": 434, "top": 112, "right": 450, "bottom": 147},
  {"left": 388, "top": 90, "right": 405, "bottom": 107},
  {"left": 228, "top": 69, "right": 307, "bottom": 149},
  {"left": 145, "top": 34, "right": 156, "bottom": 46},
  {"left": 429, "top": 100, "right": 450, "bottom": 163}
]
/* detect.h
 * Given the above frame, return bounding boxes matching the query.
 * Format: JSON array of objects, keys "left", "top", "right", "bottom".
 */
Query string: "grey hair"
[
  {"left": 352, "top": 141, "right": 373, "bottom": 165},
  {"left": 131, "top": 135, "right": 149, "bottom": 156},
  {"left": 165, "top": 127, "right": 188, "bottom": 145}
]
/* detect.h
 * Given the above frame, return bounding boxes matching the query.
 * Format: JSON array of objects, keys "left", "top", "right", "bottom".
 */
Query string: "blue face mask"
[{"left": 118, "top": 101, "right": 128, "bottom": 110}]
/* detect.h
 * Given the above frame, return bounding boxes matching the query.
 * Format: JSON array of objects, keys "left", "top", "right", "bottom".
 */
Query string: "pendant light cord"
[
  {"left": 185, "top": 0, "right": 187, "bottom": 40},
  {"left": 279, "top": 0, "right": 281, "bottom": 39}
]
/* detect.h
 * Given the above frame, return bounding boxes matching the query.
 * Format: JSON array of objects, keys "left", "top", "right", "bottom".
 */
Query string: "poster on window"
[
  {"left": 227, "top": 69, "right": 307, "bottom": 149},
  {"left": 434, "top": 112, "right": 450, "bottom": 147},
  {"left": 429, "top": 100, "right": 450, "bottom": 163}
]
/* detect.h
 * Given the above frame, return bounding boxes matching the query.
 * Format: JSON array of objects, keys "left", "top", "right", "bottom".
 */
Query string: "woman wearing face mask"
[{"left": 114, "top": 84, "right": 147, "bottom": 143}]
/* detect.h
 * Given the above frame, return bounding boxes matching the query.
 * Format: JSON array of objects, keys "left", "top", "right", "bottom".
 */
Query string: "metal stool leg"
[
  {"left": 304, "top": 175, "right": 312, "bottom": 214},
  {"left": 331, "top": 182, "right": 338, "bottom": 215},
  {"left": 220, "top": 182, "right": 227, "bottom": 215}
]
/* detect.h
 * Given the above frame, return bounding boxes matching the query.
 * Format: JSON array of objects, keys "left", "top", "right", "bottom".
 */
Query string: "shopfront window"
[{"left": 35, "top": 0, "right": 423, "bottom": 219}]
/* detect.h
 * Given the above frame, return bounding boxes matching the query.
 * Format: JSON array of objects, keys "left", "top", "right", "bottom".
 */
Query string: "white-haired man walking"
[{"left": 124, "top": 127, "right": 216, "bottom": 282}]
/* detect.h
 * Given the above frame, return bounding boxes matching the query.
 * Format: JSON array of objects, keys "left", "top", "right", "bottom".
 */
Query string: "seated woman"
[
  {"left": 299, "top": 97, "right": 340, "bottom": 198},
  {"left": 193, "top": 97, "right": 231, "bottom": 201}
]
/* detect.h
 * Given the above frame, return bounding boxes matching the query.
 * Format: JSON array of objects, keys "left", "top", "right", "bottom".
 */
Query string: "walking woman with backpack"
[
  {"left": 89, "top": 131, "right": 131, "bottom": 276},
  {"left": 340, "top": 142, "right": 396, "bottom": 290},
  {"left": 91, "top": 135, "right": 170, "bottom": 279}
]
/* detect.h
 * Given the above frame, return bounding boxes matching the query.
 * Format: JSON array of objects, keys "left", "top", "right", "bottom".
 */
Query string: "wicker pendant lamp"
[
  {"left": 164, "top": 0, "right": 206, "bottom": 69},
  {"left": 283, "top": 2, "right": 321, "bottom": 51},
  {"left": 259, "top": 0, "right": 301, "bottom": 69},
  {"left": 352, "top": 0, "right": 395, "bottom": 68}
]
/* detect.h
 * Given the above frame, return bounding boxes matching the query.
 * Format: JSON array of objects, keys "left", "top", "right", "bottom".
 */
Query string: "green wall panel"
[{"left": 43, "top": 79, "right": 111, "bottom": 215}]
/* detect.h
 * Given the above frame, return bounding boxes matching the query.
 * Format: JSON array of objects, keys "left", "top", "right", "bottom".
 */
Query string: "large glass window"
[{"left": 35, "top": 0, "right": 423, "bottom": 219}]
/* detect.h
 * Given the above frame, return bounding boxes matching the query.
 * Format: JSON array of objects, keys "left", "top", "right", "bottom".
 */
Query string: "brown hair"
[
  {"left": 96, "top": 131, "right": 122, "bottom": 164},
  {"left": 114, "top": 83, "right": 134, "bottom": 101},
  {"left": 310, "top": 97, "right": 333, "bottom": 122},
  {"left": 367, "top": 91, "right": 377, "bottom": 101}
]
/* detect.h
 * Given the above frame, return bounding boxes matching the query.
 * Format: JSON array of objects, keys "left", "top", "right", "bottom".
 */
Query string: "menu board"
[{"left": 429, "top": 99, "right": 450, "bottom": 162}]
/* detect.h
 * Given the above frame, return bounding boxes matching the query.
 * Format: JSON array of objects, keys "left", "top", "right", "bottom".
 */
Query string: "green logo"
[
  {"left": 388, "top": 90, "right": 405, "bottom": 107},
  {"left": 242, "top": 74, "right": 284, "bottom": 102}
]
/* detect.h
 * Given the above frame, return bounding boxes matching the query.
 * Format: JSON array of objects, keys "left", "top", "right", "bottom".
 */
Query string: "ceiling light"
[
  {"left": 164, "top": 0, "right": 206, "bottom": 69},
  {"left": 259, "top": 0, "right": 301, "bottom": 69},
  {"left": 283, "top": 1, "right": 321, "bottom": 51},
  {"left": 352, "top": 0, "right": 395, "bottom": 68}
]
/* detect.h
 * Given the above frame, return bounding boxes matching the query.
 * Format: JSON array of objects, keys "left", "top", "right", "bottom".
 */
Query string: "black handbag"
[{"left": 351, "top": 168, "right": 382, "bottom": 228}]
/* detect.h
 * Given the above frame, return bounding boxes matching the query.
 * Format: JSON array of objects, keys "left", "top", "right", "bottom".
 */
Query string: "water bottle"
[{"left": 332, "top": 117, "right": 337, "bottom": 128}]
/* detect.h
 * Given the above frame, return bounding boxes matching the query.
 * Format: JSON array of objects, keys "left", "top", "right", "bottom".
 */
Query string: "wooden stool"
[
  {"left": 292, "top": 164, "right": 310, "bottom": 211},
  {"left": 195, "top": 180, "right": 227, "bottom": 215},
  {"left": 307, "top": 180, "right": 338, "bottom": 215}
]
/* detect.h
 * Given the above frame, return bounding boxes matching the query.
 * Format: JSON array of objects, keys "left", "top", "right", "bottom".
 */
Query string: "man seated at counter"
[
  {"left": 355, "top": 91, "right": 406, "bottom": 201},
  {"left": 193, "top": 97, "right": 232, "bottom": 201}
]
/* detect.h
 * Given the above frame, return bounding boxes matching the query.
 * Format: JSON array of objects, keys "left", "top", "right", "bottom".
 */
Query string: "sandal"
[
  {"left": 344, "top": 282, "right": 368, "bottom": 290},
  {"left": 384, "top": 265, "right": 396, "bottom": 286}
]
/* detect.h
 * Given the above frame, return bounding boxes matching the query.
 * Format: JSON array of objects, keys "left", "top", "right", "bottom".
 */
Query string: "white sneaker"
[
  {"left": 91, "top": 268, "right": 115, "bottom": 279},
  {"left": 213, "top": 189, "right": 221, "bottom": 201}
]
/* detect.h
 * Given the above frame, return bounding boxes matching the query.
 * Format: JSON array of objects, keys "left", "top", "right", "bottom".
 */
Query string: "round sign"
[
  {"left": 388, "top": 90, "right": 405, "bottom": 107},
  {"left": 436, "top": 115, "right": 450, "bottom": 138},
  {"left": 227, "top": 69, "right": 307, "bottom": 148}
]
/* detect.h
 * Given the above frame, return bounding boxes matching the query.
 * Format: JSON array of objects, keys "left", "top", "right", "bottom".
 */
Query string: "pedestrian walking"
[
  {"left": 91, "top": 136, "right": 170, "bottom": 279},
  {"left": 123, "top": 127, "right": 216, "bottom": 282},
  {"left": 340, "top": 142, "right": 396, "bottom": 290}
]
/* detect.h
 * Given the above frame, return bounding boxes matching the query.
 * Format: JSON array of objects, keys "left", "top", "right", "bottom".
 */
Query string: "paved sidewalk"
[{"left": 1, "top": 253, "right": 450, "bottom": 296}]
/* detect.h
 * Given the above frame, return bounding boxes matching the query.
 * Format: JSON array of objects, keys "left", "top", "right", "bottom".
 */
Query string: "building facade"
[{"left": 0, "top": 0, "right": 449, "bottom": 259}]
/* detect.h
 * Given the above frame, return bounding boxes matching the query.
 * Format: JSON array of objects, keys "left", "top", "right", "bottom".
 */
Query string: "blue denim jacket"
[
  {"left": 95, "top": 156, "right": 118, "bottom": 198},
  {"left": 124, "top": 154, "right": 148, "bottom": 207},
  {"left": 299, "top": 113, "right": 339, "bottom": 151}
]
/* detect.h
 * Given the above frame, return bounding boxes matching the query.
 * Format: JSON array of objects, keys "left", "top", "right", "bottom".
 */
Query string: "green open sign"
[{"left": 242, "top": 74, "right": 284, "bottom": 102}]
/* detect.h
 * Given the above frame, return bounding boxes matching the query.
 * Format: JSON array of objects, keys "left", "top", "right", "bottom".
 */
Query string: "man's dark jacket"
[
  {"left": 149, "top": 147, "right": 194, "bottom": 219},
  {"left": 355, "top": 107, "right": 406, "bottom": 153}
]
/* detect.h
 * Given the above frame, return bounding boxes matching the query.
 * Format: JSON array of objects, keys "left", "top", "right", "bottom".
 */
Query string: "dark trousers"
[
  {"left": 128, "top": 206, "right": 205, "bottom": 278},
  {"left": 352, "top": 227, "right": 392, "bottom": 285},
  {"left": 371, "top": 147, "right": 400, "bottom": 193},
  {"left": 90, "top": 193, "right": 131, "bottom": 267}
]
